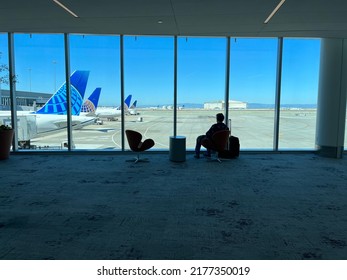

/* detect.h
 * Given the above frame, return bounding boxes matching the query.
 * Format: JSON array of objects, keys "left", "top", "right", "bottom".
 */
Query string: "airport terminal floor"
[{"left": 0, "top": 152, "right": 346, "bottom": 260}]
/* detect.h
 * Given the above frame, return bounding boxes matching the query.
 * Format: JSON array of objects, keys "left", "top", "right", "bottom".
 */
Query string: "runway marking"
[
  {"left": 116, "top": 118, "right": 171, "bottom": 149},
  {"left": 143, "top": 122, "right": 169, "bottom": 148},
  {"left": 111, "top": 130, "right": 121, "bottom": 148}
]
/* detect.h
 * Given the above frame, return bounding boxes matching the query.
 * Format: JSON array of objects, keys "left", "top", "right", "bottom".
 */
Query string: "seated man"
[{"left": 194, "top": 113, "right": 229, "bottom": 158}]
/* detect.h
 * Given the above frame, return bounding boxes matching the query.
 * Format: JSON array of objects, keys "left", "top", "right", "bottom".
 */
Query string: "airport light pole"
[{"left": 28, "top": 68, "right": 32, "bottom": 92}]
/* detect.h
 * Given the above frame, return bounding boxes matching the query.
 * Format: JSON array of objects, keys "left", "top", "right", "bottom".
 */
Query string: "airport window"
[
  {"left": 177, "top": 37, "right": 227, "bottom": 150},
  {"left": 229, "top": 38, "right": 278, "bottom": 149},
  {"left": 13, "top": 34, "right": 66, "bottom": 150},
  {"left": 279, "top": 38, "right": 320, "bottom": 150},
  {"left": 2, "top": 34, "right": 328, "bottom": 153},
  {"left": 70, "top": 35, "right": 121, "bottom": 150},
  {"left": 123, "top": 36, "right": 174, "bottom": 150}
]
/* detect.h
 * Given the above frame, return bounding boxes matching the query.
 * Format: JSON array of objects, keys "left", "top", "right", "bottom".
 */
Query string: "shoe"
[
  {"left": 203, "top": 152, "right": 211, "bottom": 158},
  {"left": 194, "top": 154, "right": 200, "bottom": 159}
]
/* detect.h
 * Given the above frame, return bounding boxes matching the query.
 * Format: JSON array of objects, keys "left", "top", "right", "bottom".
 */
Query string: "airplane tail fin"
[
  {"left": 124, "top": 94, "right": 132, "bottom": 110},
  {"left": 129, "top": 100, "right": 138, "bottom": 115},
  {"left": 70, "top": 70, "right": 89, "bottom": 99},
  {"left": 35, "top": 70, "right": 90, "bottom": 115},
  {"left": 130, "top": 100, "right": 137, "bottom": 109},
  {"left": 81, "top": 88, "right": 101, "bottom": 114}
]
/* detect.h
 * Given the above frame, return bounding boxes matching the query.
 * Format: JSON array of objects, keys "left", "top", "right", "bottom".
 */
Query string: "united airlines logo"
[
  {"left": 36, "top": 84, "right": 83, "bottom": 115},
  {"left": 81, "top": 99, "right": 96, "bottom": 113}
]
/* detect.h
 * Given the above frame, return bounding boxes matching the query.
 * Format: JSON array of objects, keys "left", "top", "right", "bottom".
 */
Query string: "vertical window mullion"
[
  {"left": 120, "top": 35, "right": 125, "bottom": 151},
  {"left": 8, "top": 33, "right": 18, "bottom": 151},
  {"left": 173, "top": 36, "right": 178, "bottom": 137},
  {"left": 274, "top": 37, "right": 283, "bottom": 151},
  {"left": 225, "top": 37, "right": 231, "bottom": 126},
  {"left": 64, "top": 33, "right": 72, "bottom": 151}
]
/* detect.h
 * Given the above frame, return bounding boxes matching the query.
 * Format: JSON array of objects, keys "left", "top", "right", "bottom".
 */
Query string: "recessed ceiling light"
[
  {"left": 264, "top": 0, "right": 286, "bottom": 24},
  {"left": 53, "top": 0, "right": 79, "bottom": 18},
  {"left": 158, "top": 20, "right": 163, "bottom": 24}
]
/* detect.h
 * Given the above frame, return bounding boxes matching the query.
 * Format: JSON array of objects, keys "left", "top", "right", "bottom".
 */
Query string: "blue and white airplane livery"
[
  {"left": 129, "top": 100, "right": 138, "bottom": 115},
  {"left": 36, "top": 70, "right": 90, "bottom": 115},
  {"left": 81, "top": 87, "right": 101, "bottom": 116},
  {"left": 1, "top": 70, "right": 138, "bottom": 135},
  {"left": 0, "top": 70, "right": 96, "bottom": 134}
]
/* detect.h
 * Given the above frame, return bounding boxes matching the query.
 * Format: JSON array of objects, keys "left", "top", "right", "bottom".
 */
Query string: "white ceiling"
[{"left": 1, "top": 0, "right": 347, "bottom": 38}]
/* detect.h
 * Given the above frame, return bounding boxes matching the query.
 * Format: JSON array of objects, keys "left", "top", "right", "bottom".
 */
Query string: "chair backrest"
[
  {"left": 125, "top": 130, "right": 142, "bottom": 151},
  {"left": 211, "top": 130, "right": 230, "bottom": 151}
]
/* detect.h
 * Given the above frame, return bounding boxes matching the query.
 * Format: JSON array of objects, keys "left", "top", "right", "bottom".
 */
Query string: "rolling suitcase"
[
  {"left": 218, "top": 136, "right": 240, "bottom": 159},
  {"left": 228, "top": 136, "right": 240, "bottom": 158}
]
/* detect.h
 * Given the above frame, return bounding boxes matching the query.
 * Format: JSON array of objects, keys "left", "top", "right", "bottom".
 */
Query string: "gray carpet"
[{"left": 0, "top": 153, "right": 346, "bottom": 260}]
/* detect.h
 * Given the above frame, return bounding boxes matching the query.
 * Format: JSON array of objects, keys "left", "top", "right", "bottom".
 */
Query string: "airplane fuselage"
[{"left": 0, "top": 111, "right": 95, "bottom": 134}]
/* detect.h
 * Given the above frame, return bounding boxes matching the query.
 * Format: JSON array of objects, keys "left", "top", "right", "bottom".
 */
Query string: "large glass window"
[
  {"left": 279, "top": 38, "right": 320, "bottom": 150},
  {"left": 3, "top": 34, "right": 326, "bottom": 153},
  {"left": 70, "top": 35, "right": 120, "bottom": 150},
  {"left": 229, "top": 38, "right": 278, "bottom": 149},
  {"left": 14, "top": 34, "right": 66, "bottom": 150},
  {"left": 177, "top": 37, "right": 227, "bottom": 150},
  {"left": 124, "top": 36, "right": 174, "bottom": 150}
]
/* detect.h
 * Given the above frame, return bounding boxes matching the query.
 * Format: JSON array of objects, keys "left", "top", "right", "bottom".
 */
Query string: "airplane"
[
  {"left": 95, "top": 94, "right": 132, "bottom": 121},
  {"left": 128, "top": 100, "right": 139, "bottom": 115},
  {"left": 33, "top": 113, "right": 95, "bottom": 134},
  {"left": 0, "top": 70, "right": 96, "bottom": 134},
  {"left": 34, "top": 70, "right": 97, "bottom": 133}
]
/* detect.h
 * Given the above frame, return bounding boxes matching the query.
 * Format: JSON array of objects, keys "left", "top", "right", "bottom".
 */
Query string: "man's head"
[{"left": 216, "top": 113, "right": 224, "bottom": 123}]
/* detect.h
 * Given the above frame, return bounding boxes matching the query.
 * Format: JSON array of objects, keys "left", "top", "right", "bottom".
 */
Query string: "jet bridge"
[{"left": 1, "top": 115, "right": 38, "bottom": 149}]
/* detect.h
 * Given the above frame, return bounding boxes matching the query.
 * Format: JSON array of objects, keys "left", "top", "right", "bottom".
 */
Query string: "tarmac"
[{"left": 29, "top": 109, "right": 320, "bottom": 151}]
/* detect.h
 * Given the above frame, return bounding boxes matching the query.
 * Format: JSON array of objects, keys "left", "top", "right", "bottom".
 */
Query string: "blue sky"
[{"left": 0, "top": 34, "right": 320, "bottom": 107}]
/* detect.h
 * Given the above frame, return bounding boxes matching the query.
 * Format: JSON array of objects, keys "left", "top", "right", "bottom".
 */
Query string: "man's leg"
[
  {"left": 204, "top": 148, "right": 211, "bottom": 157},
  {"left": 195, "top": 135, "right": 205, "bottom": 158}
]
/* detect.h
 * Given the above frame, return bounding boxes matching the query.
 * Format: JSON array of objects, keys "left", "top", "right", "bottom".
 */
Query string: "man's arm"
[{"left": 205, "top": 124, "right": 216, "bottom": 138}]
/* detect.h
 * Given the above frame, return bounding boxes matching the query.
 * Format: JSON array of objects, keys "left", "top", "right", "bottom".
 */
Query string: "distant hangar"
[{"left": 204, "top": 100, "right": 247, "bottom": 110}]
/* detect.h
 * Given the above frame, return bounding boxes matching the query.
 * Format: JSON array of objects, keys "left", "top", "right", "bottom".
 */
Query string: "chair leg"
[
  {"left": 206, "top": 151, "right": 223, "bottom": 163},
  {"left": 126, "top": 153, "right": 140, "bottom": 163},
  {"left": 130, "top": 153, "right": 149, "bottom": 163},
  {"left": 213, "top": 155, "right": 223, "bottom": 163}
]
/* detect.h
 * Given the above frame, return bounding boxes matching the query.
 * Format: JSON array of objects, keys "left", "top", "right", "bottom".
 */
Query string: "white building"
[{"left": 204, "top": 100, "right": 247, "bottom": 110}]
